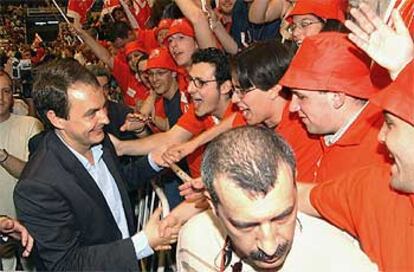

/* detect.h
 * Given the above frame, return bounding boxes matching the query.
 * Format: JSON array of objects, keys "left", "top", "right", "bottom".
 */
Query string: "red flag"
[
  {"left": 130, "top": 0, "right": 152, "bottom": 28},
  {"left": 67, "top": 0, "right": 96, "bottom": 24},
  {"left": 386, "top": 0, "right": 414, "bottom": 37},
  {"left": 103, "top": 0, "right": 120, "bottom": 14}
]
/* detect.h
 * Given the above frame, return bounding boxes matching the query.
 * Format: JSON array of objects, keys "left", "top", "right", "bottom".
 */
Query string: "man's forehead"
[
  {"left": 215, "top": 172, "right": 295, "bottom": 216},
  {"left": 189, "top": 62, "right": 215, "bottom": 77},
  {"left": 0, "top": 73, "right": 12, "bottom": 87}
]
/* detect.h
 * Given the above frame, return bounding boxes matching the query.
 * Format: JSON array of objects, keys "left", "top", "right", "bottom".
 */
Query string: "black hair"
[
  {"left": 191, "top": 47, "right": 231, "bottom": 87},
  {"left": 33, "top": 58, "right": 99, "bottom": 129},
  {"left": 232, "top": 40, "right": 297, "bottom": 93},
  {"left": 202, "top": 126, "right": 296, "bottom": 206}
]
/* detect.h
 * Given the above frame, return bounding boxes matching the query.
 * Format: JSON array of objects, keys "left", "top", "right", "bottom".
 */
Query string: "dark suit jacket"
[{"left": 14, "top": 131, "right": 158, "bottom": 271}]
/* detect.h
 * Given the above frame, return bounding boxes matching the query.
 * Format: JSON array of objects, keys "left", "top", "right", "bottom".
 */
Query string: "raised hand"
[
  {"left": 345, "top": 3, "right": 414, "bottom": 79},
  {"left": 0, "top": 216, "right": 34, "bottom": 257}
]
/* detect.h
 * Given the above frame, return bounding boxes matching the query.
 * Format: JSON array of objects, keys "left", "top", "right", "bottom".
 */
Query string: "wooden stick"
[{"left": 169, "top": 162, "right": 192, "bottom": 183}]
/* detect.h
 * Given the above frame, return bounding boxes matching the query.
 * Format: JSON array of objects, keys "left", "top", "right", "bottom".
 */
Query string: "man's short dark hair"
[
  {"left": 33, "top": 58, "right": 99, "bottom": 129},
  {"left": 202, "top": 126, "right": 297, "bottom": 206},
  {"left": 191, "top": 48, "right": 231, "bottom": 87},
  {"left": 233, "top": 40, "right": 297, "bottom": 92},
  {"left": 108, "top": 21, "right": 131, "bottom": 42}
]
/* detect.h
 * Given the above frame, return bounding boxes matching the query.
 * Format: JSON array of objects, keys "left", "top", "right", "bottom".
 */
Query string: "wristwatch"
[{"left": 0, "top": 149, "right": 9, "bottom": 164}]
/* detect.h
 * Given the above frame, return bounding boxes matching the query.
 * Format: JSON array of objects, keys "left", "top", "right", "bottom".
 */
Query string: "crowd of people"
[{"left": 0, "top": 0, "right": 413, "bottom": 271}]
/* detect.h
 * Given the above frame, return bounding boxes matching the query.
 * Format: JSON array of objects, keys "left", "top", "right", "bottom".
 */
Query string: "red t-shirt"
[
  {"left": 177, "top": 102, "right": 238, "bottom": 177},
  {"left": 112, "top": 56, "right": 149, "bottom": 108},
  {"left": 310, "top": 164, "right": 414, "bottom": 271},
  {"left": 135, "top": 28, "right": 159, "bottom": 53}
]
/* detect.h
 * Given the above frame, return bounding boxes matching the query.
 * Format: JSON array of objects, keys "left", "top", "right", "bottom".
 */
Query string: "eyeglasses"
[
  {"left": 147, "top": 69, "right": 169, "bottom": 78},
  {"left": 232, "top": 85, "right": 256, "bottom": 98},
  {"left": 287, "top": 19, "right": 323, "bottom": 33},
  {"left": 187, "top": 75, "right": 217, "bottom": 88}
]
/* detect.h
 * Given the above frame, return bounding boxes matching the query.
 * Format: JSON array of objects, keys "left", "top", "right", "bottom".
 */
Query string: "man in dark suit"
[{"left": 13, "top": 59, "right": 178, "bottom": 271}]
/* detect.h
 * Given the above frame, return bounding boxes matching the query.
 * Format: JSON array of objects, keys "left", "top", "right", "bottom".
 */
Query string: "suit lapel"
[
  {"left": 101, "top": 139, "right": 135, "bottom": 235},
  {"left": 49, "top": 132, "right": 121, "bottom": 233}
]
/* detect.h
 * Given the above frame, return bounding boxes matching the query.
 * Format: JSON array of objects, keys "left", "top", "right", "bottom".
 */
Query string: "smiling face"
[
  {"left": 168, "top": 33, "right": 198, "bottom": 68},
  {"left": 378, "top": 113, "right": 414, "bottom": 193},
  {"left": 213, "top": 162, "right": 297, "bottom": 270},
  {"left": 56, "top": 83, "right": 109, "bottom": 153},
  {"left": 289, "top": 89, "right": 338, "bottom": 135},
  {"left": 291, "top": 14, "right": 324, "bottom": 45},
  {"left": 147, "top": 68, "right": 176, "bottom": 97},
  {"left": 188, "top": 62, "right": 222, "bottom": 117},
  {"left": 127, "top": 51, "right": 144, "bottom": 73}
]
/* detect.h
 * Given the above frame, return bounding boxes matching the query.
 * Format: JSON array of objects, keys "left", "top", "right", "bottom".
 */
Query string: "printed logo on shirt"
[{"left": 127, "top": 87, "right": 137, "bottom": 98}]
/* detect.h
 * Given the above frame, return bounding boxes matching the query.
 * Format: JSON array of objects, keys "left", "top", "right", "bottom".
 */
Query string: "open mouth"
[{"left": 192, "top": 97, "right": 203, "bottom": 108}]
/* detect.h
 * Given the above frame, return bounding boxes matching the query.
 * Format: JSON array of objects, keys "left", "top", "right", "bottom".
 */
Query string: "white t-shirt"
[
  {"left": 177, "top": 210, "right": 378, "bottom": 271},
  {"left": 0, "top": 114, "right": 43, "bottom": 217}
]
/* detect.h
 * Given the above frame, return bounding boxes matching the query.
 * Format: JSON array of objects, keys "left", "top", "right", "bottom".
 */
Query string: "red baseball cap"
[
  {"left": 371, "top": 61, "right": 414, "bottom": 126},
  {"left": 145, "top": 47, "right": 177, "bottom": 71},
  {"left": 165, "top": 18, "right": 195, "bottom": 41},
  {"left": 286, "top": 0, "right": 346, "bottom": 23},
  {"left": 124, "top": 40, "right": 146, "bottom": 56},
  {"left": 280, "top": 32, "right": 379, "bottom": 99}
]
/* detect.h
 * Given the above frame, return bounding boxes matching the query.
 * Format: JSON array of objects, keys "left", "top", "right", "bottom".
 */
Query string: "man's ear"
[
  {"left": 203, "top": 190, "right": 218, "bottom": 215},
  {"left": 46, "top": 110, "right": 65, "bottom": 130},
  {"left": 220, "top": 80, "right": 233, "bottom": 96},
  {"left": 331, "top": 92, "right": 346, "bottom": 109},
  {"left": 268, "top": 84, "right": 283, "bottom": 100}
]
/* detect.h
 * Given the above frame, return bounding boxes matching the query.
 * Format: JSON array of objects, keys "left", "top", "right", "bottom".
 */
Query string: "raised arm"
[
  {"left": 174, "top": 0, "right": 218, "bottom": 48},
  {"left": 248, "top": 0, "right": 287, "bottom": 24},
  {"left": 72, "top": 20, "right": 114, "bottom": 69},
  {"left": 112, "top": 125, "right": 194, "bottom": 156},
  {"left": 345, "top": 3, "right": 414, "bottom": 79}
]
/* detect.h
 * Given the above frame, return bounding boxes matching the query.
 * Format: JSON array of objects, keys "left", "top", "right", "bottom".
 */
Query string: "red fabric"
[
  {"left": 392, "top": 0, "right": 414, "bottom": 37},
  {"left": 371, "top": 60, "right": 414, "bottom": 126},
  {"left": 178, "top": 102, "right": 238, "bottom": 177},
  {"left": 275, "top": 105, "right": 321, "bottom": 182},
  {"left": 103, "top": 0, "right": 119, "bottom": 9},
  {"left": 311, "top": 103, "right": 390, "bottom": 183},
  {"left": 146, "top": 47, "right": 177, "bottom": 71},
  {"left": 113, "top": 56, "right": 149, "bottom": 107},
  {"left": 280, "top": 32, "right": 380, "bottom": 99},
  {"left": 177, "top": 68, "right": 189, "bottom": 93},
  {"left": 136, "top": 28, "right": 159, "bottom": 52},
  {"left": 286, "top": 0, "right": 346, "bottom": 22},
  {"left": 67, "top": 0, "right": 95, "bottom": 24},
  {"left": 130, "top": 0, "right": 152, "bottom": 29},
  {"left": 124, "top": 40, "right": 146, "bottom": 56},
  {"left": 310, "top": 164, "right": 414, "bottom": 271},
  {"left": 165, "top": 18, "right": 195, "bottom": 42}
]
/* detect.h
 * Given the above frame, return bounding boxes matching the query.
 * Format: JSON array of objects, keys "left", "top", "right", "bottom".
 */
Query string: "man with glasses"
[{"left": 112, "top": 48, "right": 236, "bottom": 178}]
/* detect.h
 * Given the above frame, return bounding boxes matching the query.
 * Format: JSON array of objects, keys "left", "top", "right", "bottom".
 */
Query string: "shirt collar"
[
  {"left": 324, "top": 102, "right": 368, "bottom": 146},
  {"left": 55, "top": 131, "right": 103, "bottom": 169}
]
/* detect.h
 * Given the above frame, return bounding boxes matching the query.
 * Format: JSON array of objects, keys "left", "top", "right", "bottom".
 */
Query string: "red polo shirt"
[
  {"left": 311, "top": 102, "right": 389, "bottom": 183},
  {"left": 310, "top": 164, "right": 414, "bottom": 271}
]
